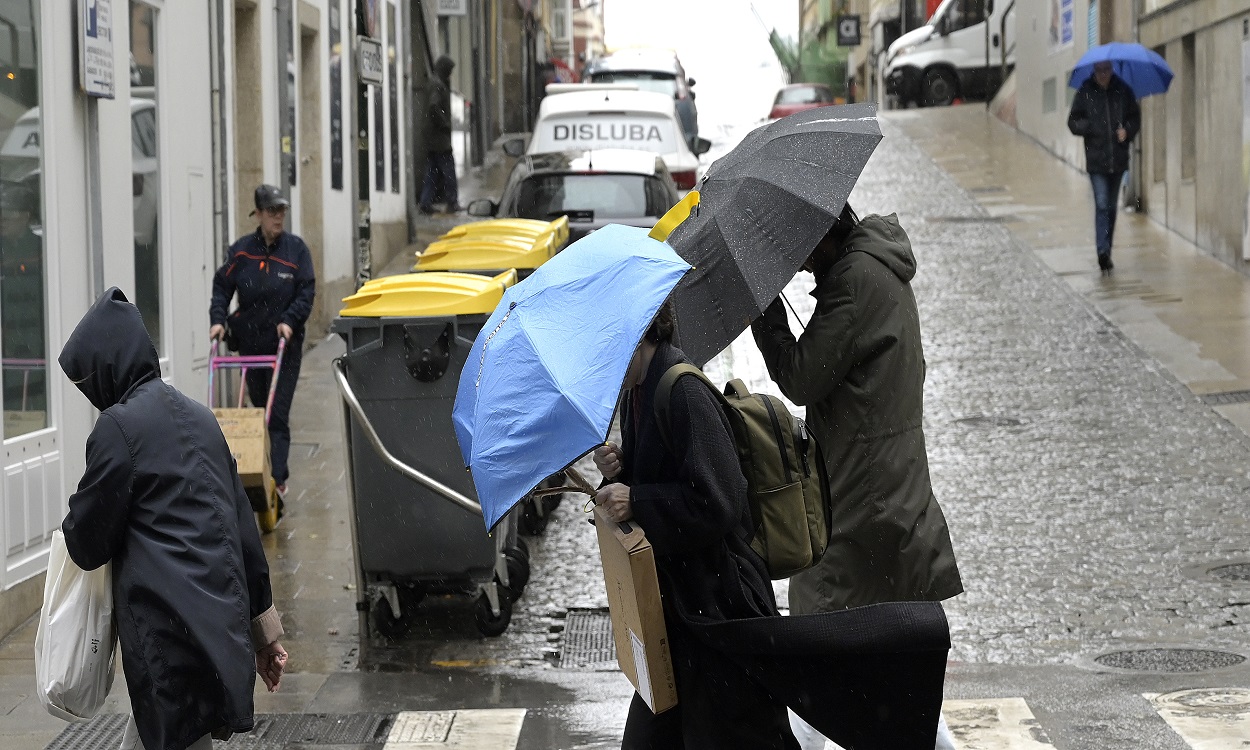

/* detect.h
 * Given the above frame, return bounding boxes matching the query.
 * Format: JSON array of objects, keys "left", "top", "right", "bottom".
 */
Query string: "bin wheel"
[
  {"left": 511, "top": 537, "right": 530, "bottom": 564},
  {"left": 519, "top": 497, "right": 549, "bottom": 536},
  {"left": 256, "top": 486, "right": 281, "bottom": 534},
  {"left": 542, "top": 493, "right": 563, "bottom": 515},
  {"left": 502, "top": 548, "right": 530, "bottom": 595},
  {"left": 373, "top": 597, "right": 412, "bottom": 639},
  {"left": 474, "top": 593, "right": 512, "bottom": 637}
]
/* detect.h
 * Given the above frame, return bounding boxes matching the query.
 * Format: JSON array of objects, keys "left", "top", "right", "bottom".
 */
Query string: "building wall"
[
  {"left": 1140, "top": 3, "right": 1248, "bottom": 268},
  {"left": 1011, "top": 0, "right": 1102, "bottom": 171},
  {"left": 1, "top": 0, "right": 215, "bottom": 630}
]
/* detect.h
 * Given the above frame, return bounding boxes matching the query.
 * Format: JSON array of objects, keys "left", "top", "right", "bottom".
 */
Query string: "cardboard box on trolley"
[
  {"left": 592, "top": 504, "right": 678, "bottom": 713},
  {"left": 212, "top": 407, "right": 273, "bottom": 507}
]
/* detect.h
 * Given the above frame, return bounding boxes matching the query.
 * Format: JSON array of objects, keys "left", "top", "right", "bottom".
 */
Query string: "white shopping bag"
[{"left": 34, "top": 529, "right": 117, "bottom": 721}]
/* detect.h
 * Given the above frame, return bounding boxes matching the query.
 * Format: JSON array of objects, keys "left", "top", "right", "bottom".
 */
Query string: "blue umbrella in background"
[
  {"left": 452, "top": 223, "right": 692, "bottom": 530},
  {"left": 1069, "top": 42, "right": 1173, "bottom": 98}
]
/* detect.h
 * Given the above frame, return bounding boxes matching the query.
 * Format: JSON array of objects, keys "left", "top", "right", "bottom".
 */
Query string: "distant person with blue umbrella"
[{"left": 1067, "top": 43, "right": 1171, "bottom": 274}]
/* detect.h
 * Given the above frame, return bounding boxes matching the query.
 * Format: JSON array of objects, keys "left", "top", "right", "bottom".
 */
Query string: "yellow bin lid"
[
  {"left": 339, "top": 270, "right": 517, "bottom": 317},
  {"left": 413, "top": 234, "right": 556, "bottom": 273},
  {"left": 439, "top": 216, "right": 570, "bottom": 249}
]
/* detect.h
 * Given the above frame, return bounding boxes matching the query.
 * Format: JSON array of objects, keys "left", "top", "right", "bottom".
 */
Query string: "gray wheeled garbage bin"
[{"left": 332, "top": 271, "right": 529, "bottom": 638}]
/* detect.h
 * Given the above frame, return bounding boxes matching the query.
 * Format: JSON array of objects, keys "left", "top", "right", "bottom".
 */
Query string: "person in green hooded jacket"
[{"left": 751, "top": 205, "right": 963, "bottom": 747}]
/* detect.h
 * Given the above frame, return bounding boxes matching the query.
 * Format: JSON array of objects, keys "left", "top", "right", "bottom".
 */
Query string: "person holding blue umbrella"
[{"left": 1067, "top": 42, "right": 1172, "bottom": 273}]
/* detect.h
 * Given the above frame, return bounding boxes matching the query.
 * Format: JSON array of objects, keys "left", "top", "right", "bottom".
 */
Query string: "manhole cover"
[
  {"left": 1094, "top": 649, "right": 1245, "bottom": 673},
  {"left": 1210, "top": 563, "right": 1250, "bottom": 582},
  {"left": 559, "top": 609, "right": 617, "bottom": 669},
  {"left": 954, "top": 414, "right": 1024, "bottom": 427}
]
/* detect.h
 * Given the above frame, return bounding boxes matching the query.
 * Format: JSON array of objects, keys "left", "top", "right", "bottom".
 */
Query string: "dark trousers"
[
  {"left": 1089, "top": 171, "right": 1124, "bottom": 257},
  {"left": 419, "top": 150, "right": 458, "bottom": 209},
  {"left": 243, "top": 335, "right": 302, "bottom": 485},
  {"left": 622, "top": 623, "right": 798, "bottom": 750}
]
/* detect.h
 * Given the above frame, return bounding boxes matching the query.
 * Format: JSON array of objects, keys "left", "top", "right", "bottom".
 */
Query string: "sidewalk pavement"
[{"left": 890, "top": 105, "right": 1250, "bottom": 437}]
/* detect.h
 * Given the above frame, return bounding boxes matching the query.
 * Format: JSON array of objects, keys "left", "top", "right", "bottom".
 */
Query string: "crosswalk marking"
[
  {"left": 1148, "top": 689, "right": 1250, "bottom": 749},
  {"left": 943, "top": 698, "right": 1057, "bottom": 749},
  {"left": 384, "top": 709, "right": 526, "bottom": 749}
]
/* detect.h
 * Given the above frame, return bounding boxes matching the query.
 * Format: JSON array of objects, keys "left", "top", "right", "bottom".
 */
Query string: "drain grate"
[
  {"left": 559, "top": 609, "right": 618, "bottom": 669},
  {"left": 954, "top": 414, "right": 1025, "bottom": 428},
  {"left": 1200, "top": 390, "right": 1250, "bottom": 406},
  {"left": 1094, "top": 648, "right": 1246, "bottom": 673},
  {"left": 46, "top": 714, "right": 128, "bottom": 750},
  {"left": 1210, "top": 563, "right": 1250, "bottom": 582},
  {"left": 49, "top": 714, "right": 393, "bottom": 749}
]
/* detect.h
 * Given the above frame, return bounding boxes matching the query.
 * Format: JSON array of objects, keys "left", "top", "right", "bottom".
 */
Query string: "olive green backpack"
[{"left": 654, "top": 364, "right": 831, "bottom": 579}]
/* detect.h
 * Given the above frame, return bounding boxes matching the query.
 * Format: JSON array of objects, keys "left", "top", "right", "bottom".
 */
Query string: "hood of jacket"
[
  {"left": 59, "top": 287, "right": 160, "bottom": 411},
  {"left": 433, "top": 55, "right": 454, "bottom": 82},
  {"left": 841, "top": 213, "right": 916, "bottom": 283}
]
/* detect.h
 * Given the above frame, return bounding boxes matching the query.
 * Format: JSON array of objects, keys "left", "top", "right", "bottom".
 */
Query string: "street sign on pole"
[
  {"left": 836, "top": 15, "right": 861, "bottom": 48},
  {"left": 78, "top": 0, "right": 115, "bottom": 98},
  {"left": 437, "top": 0, "right": 468, "bottom": 15},
  {"left": 358, "top": 36, "right": 383, "bottom": 86}
]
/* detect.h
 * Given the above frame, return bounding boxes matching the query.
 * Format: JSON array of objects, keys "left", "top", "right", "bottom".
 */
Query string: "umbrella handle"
[{"left": 649, "top": 190, "right": 701, "bottom": 242}]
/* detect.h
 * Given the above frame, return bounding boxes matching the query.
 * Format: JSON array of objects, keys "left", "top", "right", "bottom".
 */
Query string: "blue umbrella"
[
  {"left": 1069, "top": 42, "right": 1173, "bottom": 98},
  {"left": 452, "top": 224, "right": 692, "bottom": 530}
]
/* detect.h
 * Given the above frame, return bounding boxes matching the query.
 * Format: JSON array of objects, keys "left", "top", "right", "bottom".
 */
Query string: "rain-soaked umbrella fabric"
[
  {"left": 688, "top": 600, "right": 951, "bottom": 748},
  {"left": 665, "top": 103, "right": 882, "bottom": 366},
  {"left": 1069, "top": 42, "right": 1173, "bottom": 98},
  {"left": 452, "top": 224, "right": 691, "bottom": 530}
]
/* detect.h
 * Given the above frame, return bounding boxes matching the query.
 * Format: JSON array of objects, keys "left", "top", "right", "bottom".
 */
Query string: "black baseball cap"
[{"left": 250, "top": 184, "right": 290, "bottom": 216}]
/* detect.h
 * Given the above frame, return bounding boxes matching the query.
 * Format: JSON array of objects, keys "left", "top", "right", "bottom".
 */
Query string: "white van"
[
  {"left": 509, "top": 86, "right": 710, "bottom": 190},
  {"left": 884, "top": 0, "right": 1015, "bottom": 107}
]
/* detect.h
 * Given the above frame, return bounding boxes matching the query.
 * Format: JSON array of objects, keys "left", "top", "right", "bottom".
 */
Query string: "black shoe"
[
  {"left": 418, "top": 204, "right": 435, "bottom": 215},
  {"left": 445, "top": 204, "right": 464, "bottom": 214},
  {"left": 1097, "top": 254, "right": 1110, "bottom": 271}
]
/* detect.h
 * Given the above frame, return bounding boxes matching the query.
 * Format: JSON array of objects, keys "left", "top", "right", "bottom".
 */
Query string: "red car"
[{"left": 768, "top": 83, "right": 836, "bottom": 120}]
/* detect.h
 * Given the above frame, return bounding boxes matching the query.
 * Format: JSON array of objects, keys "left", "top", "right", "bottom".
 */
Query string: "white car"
[
  {"left": 508, "top": 85, "right": 710, "bottom": 190},
  {"left": 0, "top": 98, "right": 159, "bottom": 246}
]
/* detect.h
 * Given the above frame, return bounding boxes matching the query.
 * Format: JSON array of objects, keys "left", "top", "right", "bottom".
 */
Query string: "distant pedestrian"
[
  {"left": 1067, "top": 60, "right": 1140, "bottom": 273},
  {"left": 419, "top": 55, "right": 460, "bottom": 215},
  {"left": 594, "top": 304, "right": 800, "bottom": 749},
  {"left": 751, "top": 205, "right": 963, "bottom": 750},
  {"left": 60, "top": 288, "right": 286, "bottom": 750},
  {"left": 211, "top": 184, "right": 316, "bottom": 506}
]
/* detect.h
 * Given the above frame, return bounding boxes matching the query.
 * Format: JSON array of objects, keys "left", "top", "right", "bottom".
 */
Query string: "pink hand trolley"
[{"left": 208, "top": 338, "right": 287, "bottom": 533}]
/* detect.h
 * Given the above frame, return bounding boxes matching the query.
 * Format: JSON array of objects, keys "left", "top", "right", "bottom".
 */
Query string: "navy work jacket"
[{"left": 211, "top": 229, "right": 316, "bottom": 351}]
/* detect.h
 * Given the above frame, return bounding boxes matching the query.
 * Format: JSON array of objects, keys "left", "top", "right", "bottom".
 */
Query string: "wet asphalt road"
[{"left": 330, "top": 115, "right": 1250, "bottom": 748}]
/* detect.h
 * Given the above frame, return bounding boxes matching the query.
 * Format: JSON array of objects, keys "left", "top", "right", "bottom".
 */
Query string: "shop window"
[
  {"left": 130, "top": 2, "right": 163, "bottom": 354},
  {"left": 387, "top": 1, "right": 398, "bottom": 193},
  {"left": 1, "top": 0, "right": 48, "bottom": 439}
]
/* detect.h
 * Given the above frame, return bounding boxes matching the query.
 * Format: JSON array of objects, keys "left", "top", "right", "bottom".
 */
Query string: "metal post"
[
  {"left": 353, "top": 0, "right": 372, "bottom": 288},
  {"left": 85, "top": 99, "right": 105, "bottom": 300}
]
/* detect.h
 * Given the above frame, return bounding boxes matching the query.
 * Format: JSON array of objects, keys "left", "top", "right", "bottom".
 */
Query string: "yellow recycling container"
[
  {"left": 439, "top": 216, "right": 570, "bottom": 250},
  {"left": 339, "top": 270, "right": 517, "bottom": 318},
  {"left": 413, "top": 234, "right": 557, "bottom": 276}
]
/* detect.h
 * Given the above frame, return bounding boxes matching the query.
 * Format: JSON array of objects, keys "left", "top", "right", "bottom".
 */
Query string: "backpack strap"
[{"left": 653, "top": 363, "right": 723, "bottom": 451}]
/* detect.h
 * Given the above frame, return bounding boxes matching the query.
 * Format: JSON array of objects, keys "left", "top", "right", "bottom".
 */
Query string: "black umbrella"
[{"left": 666, "top": 103, "right": 883, "bottom": 365}]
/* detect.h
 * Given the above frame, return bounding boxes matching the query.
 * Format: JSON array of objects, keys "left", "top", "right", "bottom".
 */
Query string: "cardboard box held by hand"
[{"left": 593, "top": 504, "right": 678, "bottom": 713}]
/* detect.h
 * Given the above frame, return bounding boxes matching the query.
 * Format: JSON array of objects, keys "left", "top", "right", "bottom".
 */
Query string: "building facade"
[
  {"left": 1138, "top": 1, "right": 1248, "bottom": 267},
  {"left": 1, "top": 0, "right": 217, "bottom": 636}
]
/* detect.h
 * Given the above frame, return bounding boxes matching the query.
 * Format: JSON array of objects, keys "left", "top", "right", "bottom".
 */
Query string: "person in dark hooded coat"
[
  {"left": 594, "top": 305, "right": 800, "bottom": 750},
  {"left": 418, "top": 55, "right": 460, "bottom": 214},
  {"left": 60, "top": 288, "right": 286, "bottom": 750}
]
